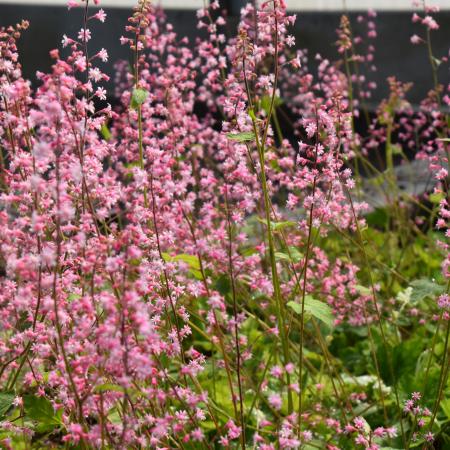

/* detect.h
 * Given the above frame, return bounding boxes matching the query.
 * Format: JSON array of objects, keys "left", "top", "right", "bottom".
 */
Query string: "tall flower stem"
[
  {"left": 243, "top": 0, "right": 293, "bottom": 414},
  {"left": 298, "top": 108, "right": 319, "bottom": 435},
  {"left": 224, "top": 186, "right": 246, "bottom": 448}
]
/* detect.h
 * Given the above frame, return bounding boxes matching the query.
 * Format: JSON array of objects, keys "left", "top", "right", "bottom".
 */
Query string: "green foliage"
[
  {"left": 162, "top": 252, "right": 203, "bottom": 279},
  {"left": 287, "top": 295, "right": 334, "bottom": 329},
  {"left": 0, "top": 392, "right": 14, "bottom": 419},
  {"left": 409, "top": 278, "right": 445, "bottom": 302},
  {"left": 130, "top": 87, "right": 148, "bottom": 109},
  {"left": 23, "top": 395, "right": 63, "bottom": 432},
  {"left": 226, "top": 131, "right": 255, "bottom": 142},
  {"left": 100, "top": 123, "right": 111, "bottom": 141},
  {"left": 275, "top": 246, "right": 303, "bottom": 263}
]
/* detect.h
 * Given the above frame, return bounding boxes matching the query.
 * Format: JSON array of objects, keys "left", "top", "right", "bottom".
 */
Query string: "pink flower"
[
  {"left": 97, "top": 48, "right": 108, "bottom": 62},
  {"left": 268, "top": 393, "right": 282, "bottom": 410},
  {"left": 77, "top": 28, "right": 92, "bottom": 42},
  {"left": 424, "top": 432, "right": 434, "bottom": 442},
  {"left": 61, "top": 34, "right": 73, "bottom": 48},
  {"left": 353, "top": 417, "right": 365, "bottom": 430},
  {"left": 422, "top": 16, "right": 439, "bottom": 30},
  {"left": 95, "top": 9, "right": 107, "bottom": 23},
  {"left": 412, "top": 13, "right": 421, "bottom": 23},
  {"left": 438, "top": 294, "right": 450, "bottom": 309},
  {"left": 95, "top": 86, "right": 107, "bottom": 100},
  {"left": 286, "top": 35, "right": 295, "bottom": 47},
  {"left": 410, "top": 34, "right": 422, "bottom": 44},
  {"left": 13, "top": 396, "right": 23, "bottom": 407}
]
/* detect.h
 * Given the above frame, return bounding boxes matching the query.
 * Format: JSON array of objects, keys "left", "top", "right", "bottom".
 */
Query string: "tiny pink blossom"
[
  {"left": 410, "top": 34, "right": 422, "bottom": 44},
  {"left": 95, "top": 9, "right": 107, "bottom": 23},
  {"left": 268, "top": 393, "right": 282, "bottom": 410},
  {"left": 422, "top": 16, "right": 439, "bottom": 30}
]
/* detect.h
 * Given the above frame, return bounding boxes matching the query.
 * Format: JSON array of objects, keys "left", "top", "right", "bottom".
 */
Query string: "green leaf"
[
  {"left": 226, "top": 131, "right": 255, "bottom": 142},
  {"left": 214, "top": 275, "right": 231, "bottom": 296},
  {"left": 390, "top": 144, "right": 403, "bottom": 155},
  {"left": 366, "top": 208, "right": 389, "bottom": 228},
  {"left": 0, "top": 393, "right": 15, "bottom": 419},
  {"left": 163, "top": 253, "right": 200, "bottom": 270},
  {"left": 441, "top": 398, "right": 450, "bottom": 420},
  {"left": 94, "top": 383, "right": 125, "bottom": 393},
  {"left": 201, "top": 420, "right": 217, "bottom": 432},
  {"left": 67, "top": 293, "right": 81, "bottom": 302},
  {"left": 107, "top": 407, "right": 122, "bottom": 424},
  {"left": 100, "top": 123, "right": 111, "bottom": 141},
  {"left": 260, "top": 95, "right": 283, "bottom": 115},
  {"left": 24, "top": 395, "right": 63, "bottom": 432},
  {"left": 257, "top": 218, "right": 296, "bottom": 231},
  {"left": 287, "top": 295, "right": 334, "bottom": 328},
  {"left": 162, "top": 253, "right": 203, "bottom": 280},
  {"left": 272, "top": 221, "right": 296, "bottom": 231},
  {"left": 355, "top": 284, "right": 372, "bottom": 296},
  {"left": 410, "top": 279, "right": 445, "bottom": 302},
  {"left": 130, "top": 87, "right": 148, "bottom": 109},
  {"left": 248, "top": 108, "right": 257, "bottom": 121},
  {"left": 275, "top": 247, "right": 303, "bottom": 263},
  {"left": 287, "top": 300, "right": 302, "bottom": 314},
  {"left": 429, "top": 192, "right": 445, "bottom": 204}
]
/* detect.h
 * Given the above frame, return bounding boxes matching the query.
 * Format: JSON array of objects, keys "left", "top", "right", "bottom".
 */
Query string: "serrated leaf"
[
  {"left": 24, "top": 395, "right": 63, "bottom": 431},
  {"left": 287, "top": 300, "right": 302, "bottom": 314},
  {"left": 162, "top": 253, "right": 203, "bottom": 280},
  {"left": 94, "top": 383, "right": 125, "bottom": 393},
  {"left": 410, "top": 279, "right": 445, "bottom": 302},
  {"left": 226, "top": 131, "right": 255, "bottom": 142},
  {"left": 272, "top": 221, "right": 296, "bottom": 231},
  {"left": 287, "top": 295, "right": 334, "bottom": 328},
  {"left": 131, "top": 87, "right": 148, "bottom": 109},
  {"left": 107, "top": 407, "right": 122, "bottom": 424},
  {"left": 67, "top": 293, "right": 81, "bottom": 302},
  {"left": 440, "top": 398, "right": 450, "bottom": 420},
  {"left": 275, "top": 247, "right": 303, "bottom": 263},
  {"left": 355, "top": 284, "right": 372, "bottom": 296},
  {"left": 0, "top": 393, "right": 15, "bottom": 419},
  {"left": 163, "top": 253, "right": 200, "bottom": 270},
  {"left": 257, "top": 218, "right": 296, "bottom": 231}
]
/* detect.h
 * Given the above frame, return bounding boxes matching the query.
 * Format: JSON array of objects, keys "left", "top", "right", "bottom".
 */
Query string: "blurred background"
[{"left": 0, "top": 0, "right": 449, "bottom": 107}]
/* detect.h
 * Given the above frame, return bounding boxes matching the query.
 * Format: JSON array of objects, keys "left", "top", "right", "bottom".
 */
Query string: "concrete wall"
[
  {"left": 0, "top": 1, "right": 448, "bottom": 107},
  {"left": 0, "top": 0, "right": 449, "bottom": 11}
]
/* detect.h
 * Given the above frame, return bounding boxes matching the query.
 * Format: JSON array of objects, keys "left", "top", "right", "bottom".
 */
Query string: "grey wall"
[{"left": 0, "top": 4, "right": 449, "bottom": 107}]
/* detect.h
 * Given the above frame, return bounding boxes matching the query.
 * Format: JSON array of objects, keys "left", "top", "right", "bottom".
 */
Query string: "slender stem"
[
  {"left": 243, "top": 1, "right": 293, "bottom": 414},
  {"left": 224, "top": 187, "right": 246, "bottom": 449},
  {"left": 298, "top": 108, "right": 319, "bottom": 435}
]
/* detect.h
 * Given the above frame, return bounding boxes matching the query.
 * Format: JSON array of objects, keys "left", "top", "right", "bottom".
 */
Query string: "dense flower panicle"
[{"left": 0, "top": 0, "right": 448, "bottom": 448}]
